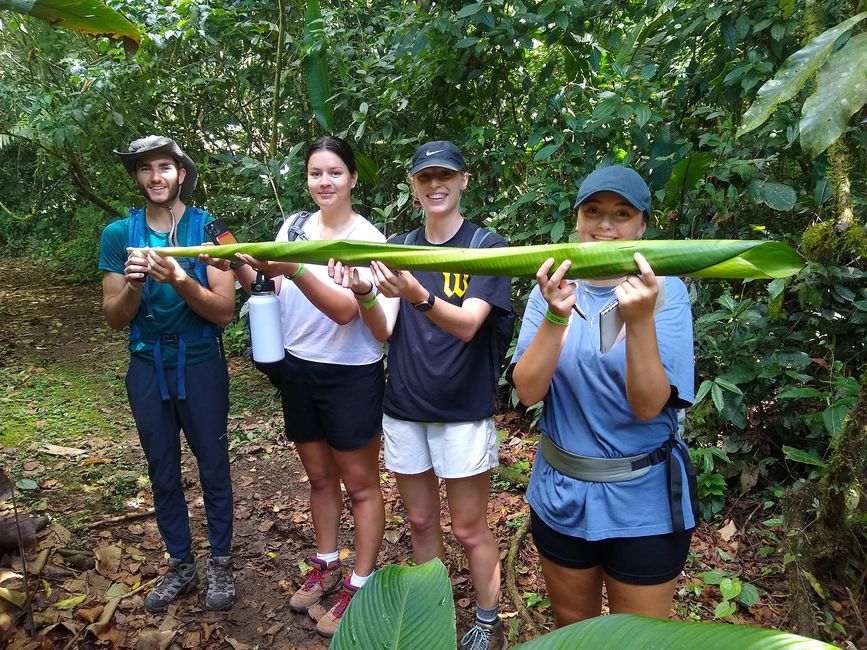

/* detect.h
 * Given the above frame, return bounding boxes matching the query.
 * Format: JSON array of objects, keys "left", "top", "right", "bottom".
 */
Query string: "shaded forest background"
[{"left": 0, "top": 0, "right": 865, "bottom": 645}]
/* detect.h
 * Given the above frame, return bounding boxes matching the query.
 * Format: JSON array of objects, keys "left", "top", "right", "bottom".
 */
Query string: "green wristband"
[
  {"left": 544, "top": 309, "right": 570, "bottom": 326},
  {"left": 286, "top": 263, "right": 305, "bottom": 280},
  {"left": 360, "top": 294, "right": 378, "bottom": 310}
]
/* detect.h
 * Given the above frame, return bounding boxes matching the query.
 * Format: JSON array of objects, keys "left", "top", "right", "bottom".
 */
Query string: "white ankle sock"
[
  {"left": 348, "top": 570, "right": 371, "bottom": 588},
  {"left": 316, "top": 550, "right": 340, "bottom": 564}
]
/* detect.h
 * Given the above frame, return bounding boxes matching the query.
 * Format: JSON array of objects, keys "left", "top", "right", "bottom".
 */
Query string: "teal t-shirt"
[{"left": 98, "top": 207, "right": 220, "bottom": 367}]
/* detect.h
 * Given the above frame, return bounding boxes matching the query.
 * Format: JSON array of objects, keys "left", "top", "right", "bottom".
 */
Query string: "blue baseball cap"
[
  {"left": 410, "top": 140, "right": 465, "bottom": 175},
  {"left": 574, "top": 166, "right": 651, "bottom": 217}
]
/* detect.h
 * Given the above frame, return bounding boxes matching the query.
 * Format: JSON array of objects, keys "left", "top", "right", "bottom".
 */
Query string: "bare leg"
[
  {"left": 604, "top": 572, "right": 679, "bottom": 618},
  {"left": 538, "top": 555, "right": 604, "bottom": 627},
  {"left": 444, "top": 472, "right": 500, "bottom": 609},
  {"left": 296, "top": 440, "right": 342, "bottom": 554},
  {"left": 331, "top": 437, "right": 385, "bottom": 576},
  {"left": 394, "top": 470, "right": 444, "bottom": 563}
]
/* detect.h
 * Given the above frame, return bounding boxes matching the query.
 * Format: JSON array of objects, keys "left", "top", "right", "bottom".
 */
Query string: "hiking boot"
[
  {"left": 205, "top": 555, "right": 236, "bottom": 610},
  {"left": 143, "top": 555, "right": 198, "bottom": 613},
  {"left": 459, "top": 618, "right": 508, "bottom": 650},
  {"left": 289, "top": 556, "right": 342, "bottom": 613},
  {"left": 315, "top": 580, "right": 358, "bottom": 638}
]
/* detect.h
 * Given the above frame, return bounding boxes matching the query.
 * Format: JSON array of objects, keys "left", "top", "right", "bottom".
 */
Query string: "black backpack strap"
[
  {"left": 286, "top": 211, "right": 312, "bottom": 242},
  {"left": 469, "top": 226, "right": 494, "bottom": 249},
  {"left": 391, "top": 227, "right": 424, "bottom": 246}
]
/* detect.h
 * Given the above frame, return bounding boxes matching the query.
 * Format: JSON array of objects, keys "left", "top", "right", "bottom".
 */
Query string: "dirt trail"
[{"left": 0, "top": 260, "right": 525, "bottom": 649}]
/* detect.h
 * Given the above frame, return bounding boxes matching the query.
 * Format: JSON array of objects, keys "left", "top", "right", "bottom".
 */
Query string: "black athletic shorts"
[
  {"left": 530, "top": 508, "right": 693, "bottom": 585},
  {"left": 276, "top": 351, "right": 384, "bottom": 452}
]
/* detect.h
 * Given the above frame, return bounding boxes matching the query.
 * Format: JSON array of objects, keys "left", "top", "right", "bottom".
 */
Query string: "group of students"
[{"left": 99, "top": 134, "right": 697, "bottom": 650}]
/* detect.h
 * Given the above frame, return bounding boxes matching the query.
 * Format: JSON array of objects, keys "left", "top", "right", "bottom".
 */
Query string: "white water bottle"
[{"left": 248, "top": 272, "right": 285, "bottom": 363}]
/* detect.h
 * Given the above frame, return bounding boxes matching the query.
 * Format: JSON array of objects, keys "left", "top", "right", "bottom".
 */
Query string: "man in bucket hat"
[{"left": 98, "top": 136, "right": 237, "bottom": 612}]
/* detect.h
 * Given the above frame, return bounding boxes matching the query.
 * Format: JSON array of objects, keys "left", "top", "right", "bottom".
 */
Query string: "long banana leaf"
[{"left": 146, "top": 239, "right": 803, "bottom": 280}]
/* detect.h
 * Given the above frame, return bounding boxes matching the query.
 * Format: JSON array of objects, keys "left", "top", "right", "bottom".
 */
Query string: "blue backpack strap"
[
  {"left": 126, "top": 208, "right": 154, "bottom": 323},
  {"left": 184, "top": 208, "right": 210, "bottom": 289}
]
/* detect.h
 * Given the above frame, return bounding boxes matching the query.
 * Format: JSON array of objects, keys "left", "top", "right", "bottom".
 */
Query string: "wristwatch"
[{"left": 412, "top": 291, "right": 435, "bottom": 312}]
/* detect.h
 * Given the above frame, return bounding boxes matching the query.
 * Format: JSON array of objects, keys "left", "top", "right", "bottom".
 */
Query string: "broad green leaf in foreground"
[
  {"left": 332, "top": 559, "right": 454, "bottom": 650},
  {"left": 149, "top": 239, "right": 804, "bottom": 280},
  {"left": 737, "top": 11, "right": 867, "bottom": 137},
  {"left": 799, "top": 32, "right": 867, "bottom": 160},
  {"left": 0, "top": 0, "right": 141, "bottom": 56},
  {"left": 514, "top": 613, "right": 837, "bottom": 649}
]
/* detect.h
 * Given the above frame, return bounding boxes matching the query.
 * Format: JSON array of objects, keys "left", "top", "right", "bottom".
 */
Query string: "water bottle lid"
[{"left": 251, "top": 271, "right": 276, "bottom": 294}]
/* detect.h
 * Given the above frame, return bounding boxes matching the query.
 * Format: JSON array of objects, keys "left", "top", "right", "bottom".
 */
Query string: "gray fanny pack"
[
  {"left": 538, "top": 431, "right": 697, "bottom": 533},
  {"left": 539, "top": 432, "right": 676, "bottom": 483}
]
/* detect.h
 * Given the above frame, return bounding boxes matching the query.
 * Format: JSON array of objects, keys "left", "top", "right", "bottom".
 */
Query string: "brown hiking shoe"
[
  {"left": 459, "top": 617, "right": 508, "bottom": 650},
  {"left": 289, "top": 556, "right": 342, "bottom": 613},
  {"left": 315, "top": 580, "right": 358, "bottom": 638}
]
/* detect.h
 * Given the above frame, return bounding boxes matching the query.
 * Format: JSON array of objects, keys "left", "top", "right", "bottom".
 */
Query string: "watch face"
[{"left": 413, "top": 292, "right": 434, "bottom": 312}]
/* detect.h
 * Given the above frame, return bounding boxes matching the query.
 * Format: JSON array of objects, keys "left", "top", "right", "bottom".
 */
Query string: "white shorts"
[{"left": 382, "top": 414, "right": 499, "bottom": 479}]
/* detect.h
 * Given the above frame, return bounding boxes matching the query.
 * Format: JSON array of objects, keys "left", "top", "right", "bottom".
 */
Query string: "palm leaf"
[
  {"left": 149, "top": 239, "right": 803, "bottom": 280},
  {"left": 0, "top": 0, "right": 141, "bottom": 56},
  {"left": 515, "top": 613, "right": 836, "bottom": 649}
]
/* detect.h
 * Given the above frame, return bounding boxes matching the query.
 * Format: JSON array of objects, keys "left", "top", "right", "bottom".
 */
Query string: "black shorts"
[
  {"left": 530, "top": 509, "right": 692, "bottom": 586},
  {"left": 276, "top": 351, "right": 385, "bottom": 452}
]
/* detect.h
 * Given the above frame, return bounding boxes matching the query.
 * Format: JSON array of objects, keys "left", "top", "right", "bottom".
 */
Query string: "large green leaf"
[
  {"left": 303, "top": 0, "right": 333, "bottom": 131},
  {"left": 151, "top": 239, "right": 804, "bottom": 280},
  {"left": 332, "top": 560, "right": 455, "bottom": 650},
  {"left": 665, "top": 152, "right": 715, "bottom": 200},
  {"left": 737, "top": 12, "right": 867, "bottom": 137},
  {"left": 514, "top": 613, "right": 836, "bottom": 649},
  {"left": 799, "top": 32, "right": 867, "bottom": 159},
  {"left": 0, "top": 0, "right": 140, "bottom": 55}
]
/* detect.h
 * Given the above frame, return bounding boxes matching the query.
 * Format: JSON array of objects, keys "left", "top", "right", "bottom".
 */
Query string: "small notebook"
[{"left": 598, "top": 279, "right": 667, "bottom": 353}]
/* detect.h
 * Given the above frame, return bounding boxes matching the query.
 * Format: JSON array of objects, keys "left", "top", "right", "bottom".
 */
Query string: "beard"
[{"left": 138, "top": 178, "right": 182, "bottom": 207}]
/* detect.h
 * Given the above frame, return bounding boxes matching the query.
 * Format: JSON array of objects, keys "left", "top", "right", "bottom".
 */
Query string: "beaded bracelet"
[
  {"left": 359, "top": 294, "right": 378, "bottom": 310},
  {"left": 126, "top": 281, "right": 143, "bottom": 292},
  {"left": 286, "top": 263, "right": 305, "bottom": 280},
  {"left": 544, "top": 309, "right": 570, "bottom": 326}
]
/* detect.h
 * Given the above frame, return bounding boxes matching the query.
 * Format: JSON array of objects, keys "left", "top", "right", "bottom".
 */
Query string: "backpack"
[
  {"left": 396, "top": 225, "right": 518, "bottom": 371},
  {"left": 126, "top": 207, "right": 221, "bottom": 400}
]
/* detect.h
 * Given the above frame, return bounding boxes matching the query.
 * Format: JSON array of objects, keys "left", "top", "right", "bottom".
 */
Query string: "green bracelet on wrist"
[
  {"left": 544, "top": 309, "right": 570, "bottom": 326},
  {"left": 286, "top": 263, "right": 305, "bottom": 280},
  {"left": 359, "top": 294, "right": 378, "bottom": 310},
  {"left": 127, "top": 280, "right": 143, "bottom": 292}
]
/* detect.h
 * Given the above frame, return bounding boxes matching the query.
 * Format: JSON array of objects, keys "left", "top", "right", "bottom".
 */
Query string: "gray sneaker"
[
  {"left": 459, "top": 618, "right": 508, "bottom": 650},
  {"left": 143, "top": 555, "right": 198, "bottom": 613},
  {"left": 206, "top": 555, "right": 236, "bottom": 610}
]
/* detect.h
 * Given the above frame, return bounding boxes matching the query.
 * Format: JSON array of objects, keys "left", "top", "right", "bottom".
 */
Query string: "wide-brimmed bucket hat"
[{"left": 114, "top": 135, "right": 198, "bottom": 200}]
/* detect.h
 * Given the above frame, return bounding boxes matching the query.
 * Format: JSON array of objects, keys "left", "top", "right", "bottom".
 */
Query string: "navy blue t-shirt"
[{"left": 383, "top": 221, "right": 512, "bottom": 422}]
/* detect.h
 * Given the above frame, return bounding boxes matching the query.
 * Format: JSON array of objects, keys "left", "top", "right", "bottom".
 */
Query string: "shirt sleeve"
[
  {"left": 511, "top": 285, "right": 546, "bottom": 365},
  {"left": 465, "top": 233, "right": 512, "bottom": 314},
  {"left": 655, "top": 277, "right": 695, "bottom": 406},
  {"left": 98, "top": 220, "right": 128, "bottom": 275}
]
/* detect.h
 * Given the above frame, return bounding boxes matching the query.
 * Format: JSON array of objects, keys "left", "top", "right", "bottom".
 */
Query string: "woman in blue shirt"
[{"left": 510, "top": 166, "right": 697, "bottom": 626}]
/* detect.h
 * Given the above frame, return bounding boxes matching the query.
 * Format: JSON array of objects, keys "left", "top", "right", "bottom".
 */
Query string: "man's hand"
[
  {"left": 124, "top": 249, "right": 149, "bottom": 288},
  {"left": 146, "top": 250, "right": 189, "bottom": 287}
]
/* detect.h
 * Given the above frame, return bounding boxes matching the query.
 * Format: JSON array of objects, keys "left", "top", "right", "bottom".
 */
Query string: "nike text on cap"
[{"left": 410, "top": 140, "right": 465, "bottom": 175}]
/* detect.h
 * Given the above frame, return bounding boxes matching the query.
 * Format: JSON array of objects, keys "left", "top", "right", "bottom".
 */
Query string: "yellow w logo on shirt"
[{"left": 442, "top": 272, "right": 469, "bottom": 298}]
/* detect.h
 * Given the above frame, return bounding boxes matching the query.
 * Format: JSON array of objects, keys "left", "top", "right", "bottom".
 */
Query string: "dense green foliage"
[{"left": 0, "top": 0, "right": 865, "bottom": 641}]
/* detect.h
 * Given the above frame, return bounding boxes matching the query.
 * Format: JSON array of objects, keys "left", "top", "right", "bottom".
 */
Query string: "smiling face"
[
  {"left": 575, "top": 191, "right": 647, "bottom": 243},
  {"left": 135, "top": 154, "right": 186, "bottom": 206},
  {"left": 410, "top": 166, "right": 468, "bottom": 219},
  {"left": 307, "top": 150, "right": 356, "bottom": 211}
]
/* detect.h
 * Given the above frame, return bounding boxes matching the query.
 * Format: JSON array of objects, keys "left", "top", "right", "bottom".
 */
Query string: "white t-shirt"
[{"left": 277, "top": 211, "right": 387, "bottom": 365}]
